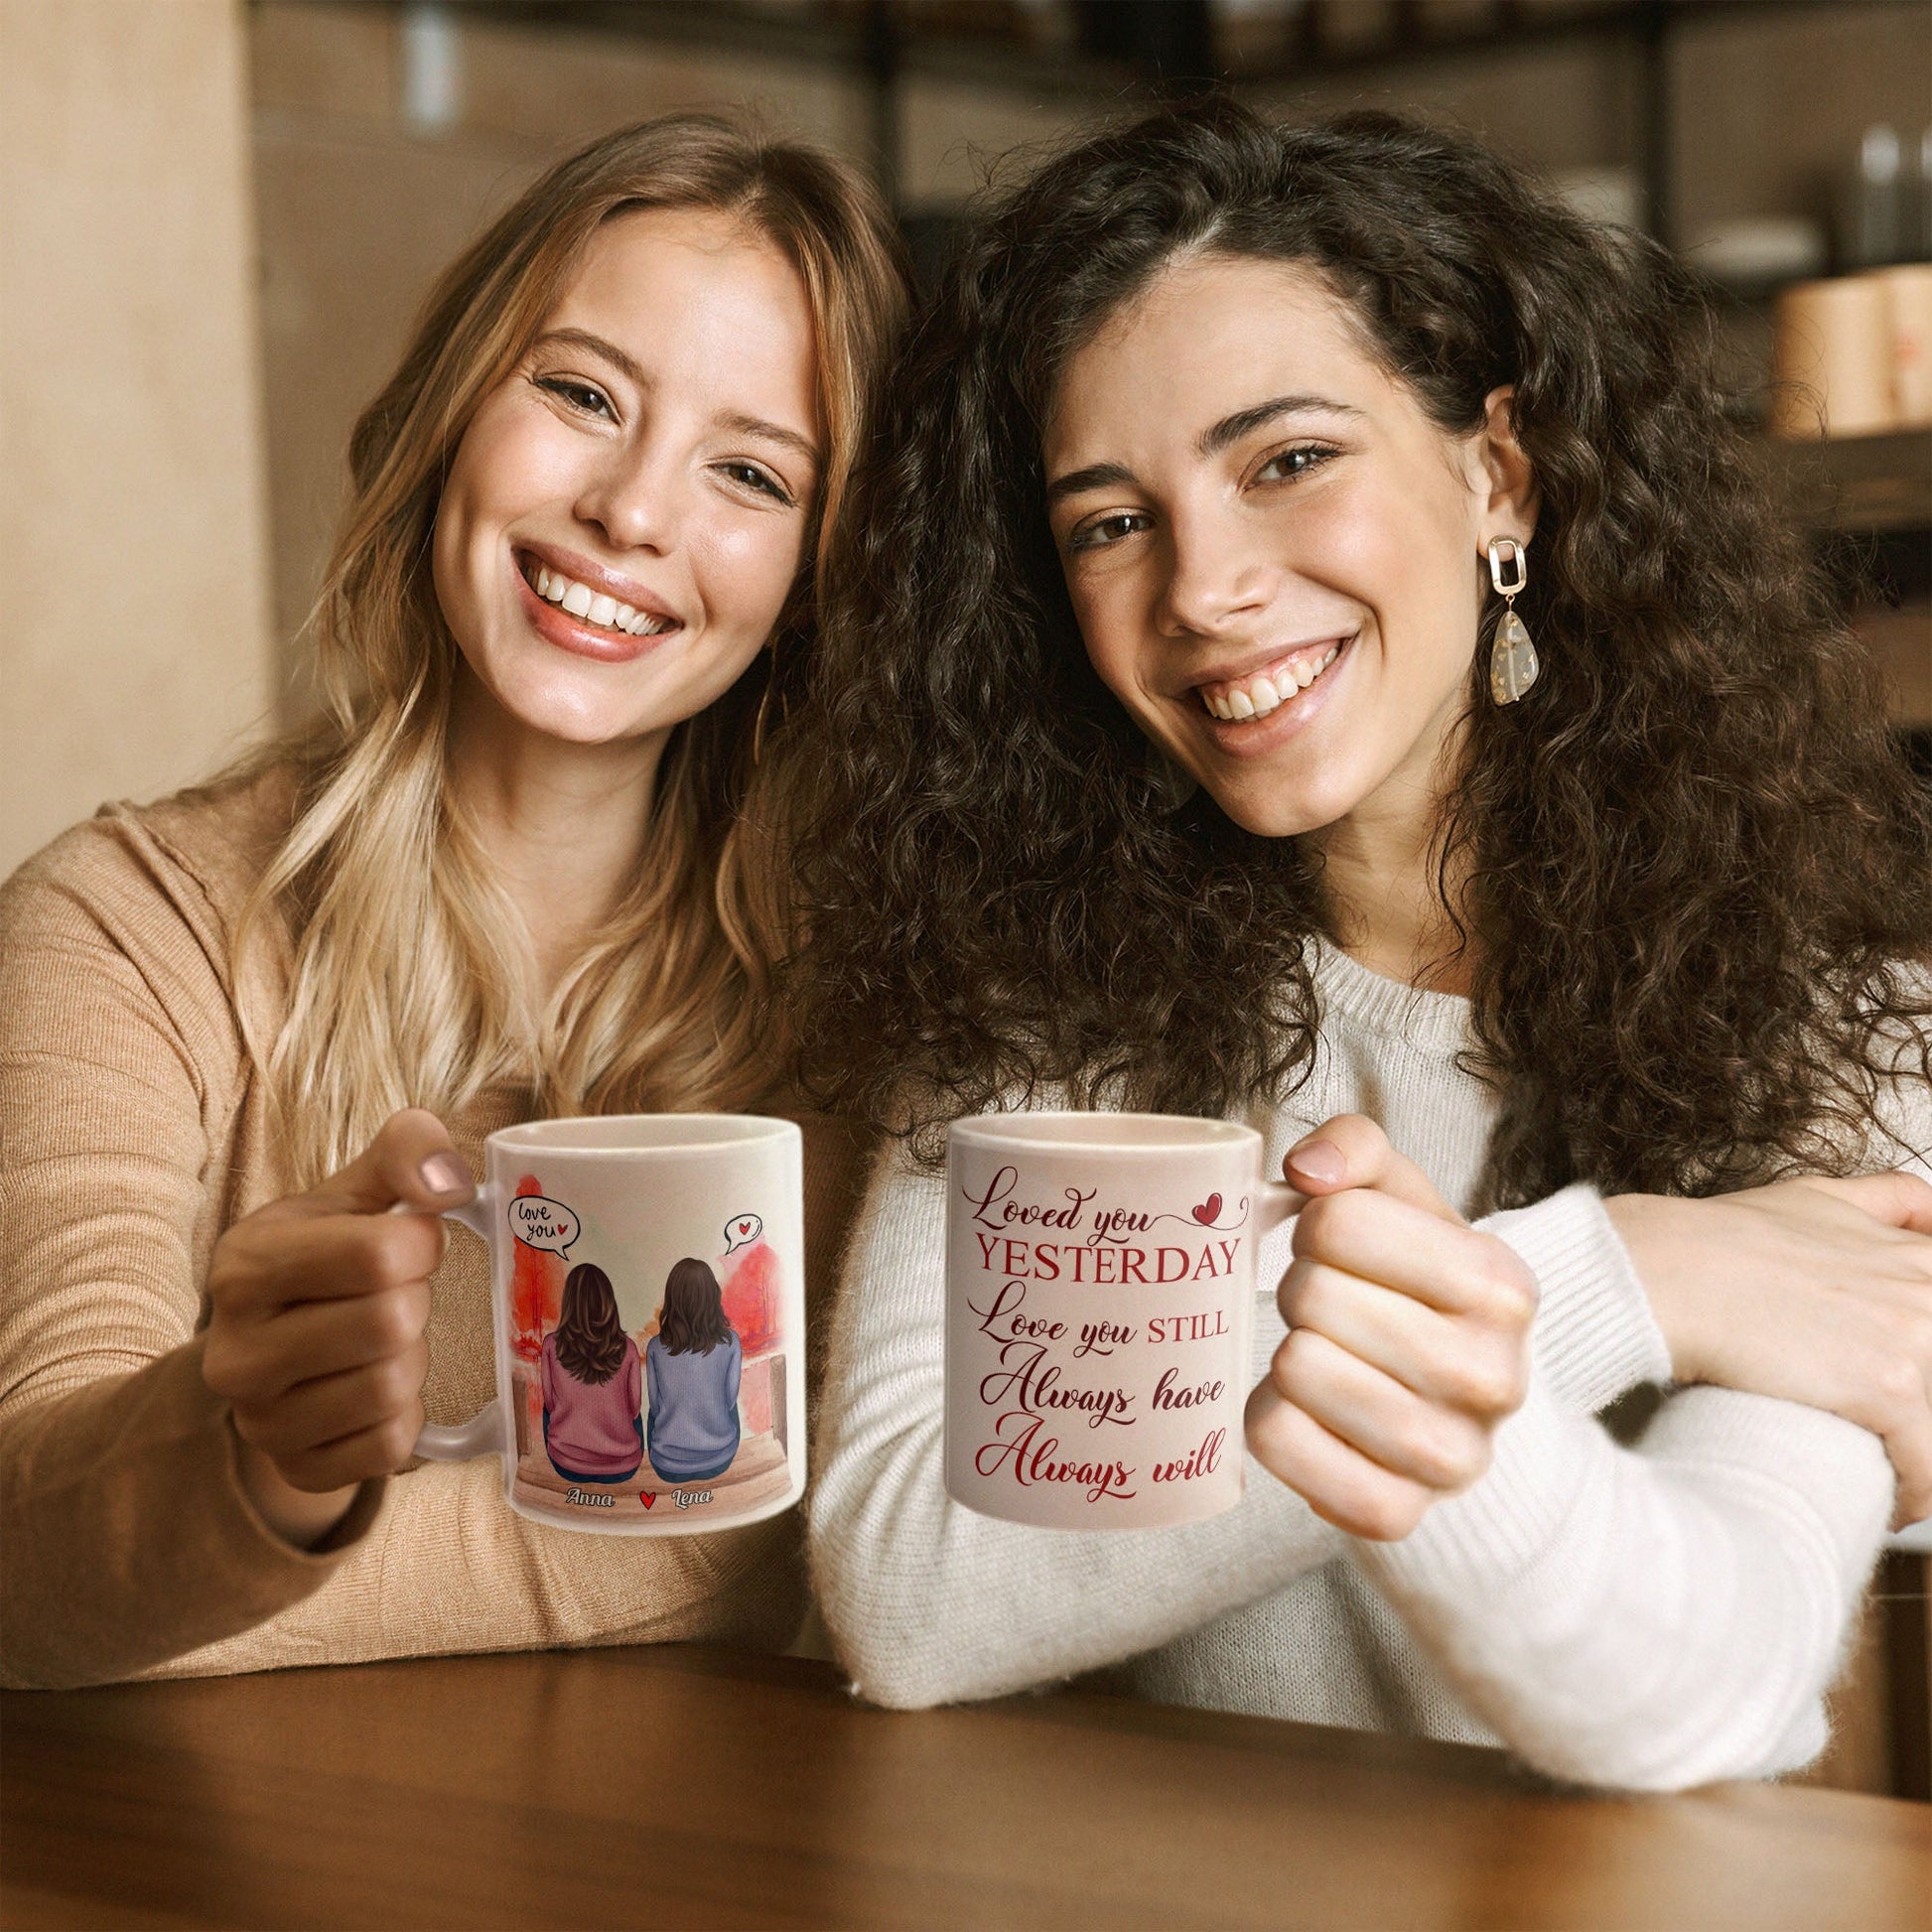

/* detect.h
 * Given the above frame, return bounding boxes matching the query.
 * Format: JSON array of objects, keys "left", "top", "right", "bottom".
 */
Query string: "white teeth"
[
  {"left": 1199, "top": 639, "right": 1346, "bottom": 721},
  {"left": 529, "top": 560, "right": 671, "bottom": 635}
]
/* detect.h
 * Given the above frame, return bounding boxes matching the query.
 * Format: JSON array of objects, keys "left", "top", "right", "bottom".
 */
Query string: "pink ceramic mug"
[{"left": 944, "top": 1113, "right": 1299, "bottom": 1530}]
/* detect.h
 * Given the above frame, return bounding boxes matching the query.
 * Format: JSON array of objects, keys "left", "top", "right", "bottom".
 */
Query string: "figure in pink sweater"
[{"left": 540, "top": 1262, "right": 642, "bottom": 1483}]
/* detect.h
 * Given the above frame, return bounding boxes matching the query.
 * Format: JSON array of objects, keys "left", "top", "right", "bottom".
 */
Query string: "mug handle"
[
  {"left": 1257, "top": 1178, "right": 1303, "bottom": 1234},
  {"left": 399, "top": 1190, "right": 509, "bottom": 1462}
]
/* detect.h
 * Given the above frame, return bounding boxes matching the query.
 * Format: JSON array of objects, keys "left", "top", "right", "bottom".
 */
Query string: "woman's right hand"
[
  {"left": 1605, "top": 1173, "right": 1932, "bottom": 1526},
  {"left": 202, "top": 1108, "right": 475, "bottom": 1546}
]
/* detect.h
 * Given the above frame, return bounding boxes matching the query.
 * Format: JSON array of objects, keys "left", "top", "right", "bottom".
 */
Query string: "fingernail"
[
  {"left": 420, "top": 1153, "right": 468, "bottom": 1197},
  {"left": 1288, "top": 1139, "right": 1345, "bottom": 1187}
]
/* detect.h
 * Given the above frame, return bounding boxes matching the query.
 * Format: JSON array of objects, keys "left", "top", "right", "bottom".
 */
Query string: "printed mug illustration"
[
  {"left": 507, "top": 1194, "right": 579, "bottom": 1255},
  {"left": 500, "top": 1179, "right": 794, "bottom": 1525}
]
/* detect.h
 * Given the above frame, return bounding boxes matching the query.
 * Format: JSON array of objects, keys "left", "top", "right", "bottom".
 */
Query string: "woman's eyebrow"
[
  {"left": 531, "top": 327, "right": 646, "bottom": 387},
  {"left": 1045, "top": 461, "right": 1136, "bottom": 507},
  {"left": 1197, "top": 393, "right": 1364, "bottom": 459},
  {"left": 1047, "top": 394, "right": 1365, "bottom": 504},
  {"left": 715, "top": 411, "right": 820, "bottom": 469}
]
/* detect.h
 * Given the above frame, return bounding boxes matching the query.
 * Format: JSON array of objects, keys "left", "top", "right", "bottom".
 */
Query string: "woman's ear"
[{"left": 1473, "top": 384, "right": 1539, "bottom": 550}]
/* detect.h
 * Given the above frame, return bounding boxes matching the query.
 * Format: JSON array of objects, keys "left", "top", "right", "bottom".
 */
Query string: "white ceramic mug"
[
  {"left": 944, "top": 1112, "right": 1298, "bottom": 1530},
  {"left": 416, "top": 1114, "right": 803, "bottom": 1534}
]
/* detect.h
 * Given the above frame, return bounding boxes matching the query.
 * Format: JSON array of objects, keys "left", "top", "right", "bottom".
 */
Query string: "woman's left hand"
[
  {"left": 1245, "top": 1116, "right": 1538, "bottom": 1541},
  {"left": 1606, "top": 1174, "right": 1932, "bottom": 1527}
]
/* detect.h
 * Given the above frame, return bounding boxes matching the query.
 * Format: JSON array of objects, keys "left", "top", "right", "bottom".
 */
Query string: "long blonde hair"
[{"left": 243, "top": 116, "right": 907, "bottom": 1185}]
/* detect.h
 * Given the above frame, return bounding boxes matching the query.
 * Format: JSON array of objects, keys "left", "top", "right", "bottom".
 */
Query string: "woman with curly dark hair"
[{"left": 792, "top": 100, "right": 1932, "bottom": 1788}]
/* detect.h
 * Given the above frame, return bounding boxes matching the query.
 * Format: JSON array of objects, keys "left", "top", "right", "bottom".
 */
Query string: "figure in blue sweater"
[{"left": 644, "top": 1257, "right": 743, "bottom": 1483}]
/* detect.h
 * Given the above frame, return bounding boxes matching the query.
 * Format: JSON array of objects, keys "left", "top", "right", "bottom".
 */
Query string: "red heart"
[
  {"left": 737, "top": 1222, "right": 753, "bottom": 1236},
  {"left": 1190, "top": 1193, "right": 1222, "bottom": 1225},
  {"left": 638, "top": 1491, "right": 655, "bottom": 1509}
]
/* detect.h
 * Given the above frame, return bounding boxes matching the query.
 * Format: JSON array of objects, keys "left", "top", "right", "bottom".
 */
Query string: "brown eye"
[
  {"left": 1068, "top": 510, "right": 1152, "bottom": 554},
  {"left": 536, "top": 375, "right": 614, "bottom": 419},
  {"left": 1256, "top": 445, "right": 1334, "bottom": 484},
  {"left": 719, "top": 461, "right": 792, "bottom": 506}
]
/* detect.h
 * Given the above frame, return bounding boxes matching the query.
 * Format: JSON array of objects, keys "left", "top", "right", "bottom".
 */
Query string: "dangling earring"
[{"left": 1486, "top": 537, "right": 1538, "bottom": 705}]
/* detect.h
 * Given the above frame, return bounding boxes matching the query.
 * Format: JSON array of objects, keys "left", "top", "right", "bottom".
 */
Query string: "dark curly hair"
[{"left": 784, "top": 100, "right": 1932, "bottom": 1206}]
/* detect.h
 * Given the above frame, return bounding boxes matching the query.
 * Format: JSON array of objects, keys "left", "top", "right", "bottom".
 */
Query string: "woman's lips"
[{"left": 512, "top": 554, "right": 673, "bottom": 664}]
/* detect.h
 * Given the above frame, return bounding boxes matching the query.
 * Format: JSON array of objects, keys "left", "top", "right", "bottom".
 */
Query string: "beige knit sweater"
[{"left": 0, "top": 768, "right": 873, "bottom": 1689}]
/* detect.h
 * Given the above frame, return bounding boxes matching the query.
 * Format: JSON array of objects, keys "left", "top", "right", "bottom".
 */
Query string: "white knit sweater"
[{"left": 809, "top": 942, "right": 1916, "bottom": 1791}]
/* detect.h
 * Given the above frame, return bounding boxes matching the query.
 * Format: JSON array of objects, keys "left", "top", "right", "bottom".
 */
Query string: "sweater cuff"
[
  {"left": 1483, "top": 1184, "right": 1672, "bottom": 1414},
  {"left": 216, "top": 1399, "right": 387, "bottom": 1560}
]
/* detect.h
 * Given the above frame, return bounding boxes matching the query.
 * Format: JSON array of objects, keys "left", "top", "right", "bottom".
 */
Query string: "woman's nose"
[
  {"left": 1158, "top": 510, "right": 1273, "bottom": 637},
  {"left": 575, "top": 444, "right": 683, "bottom": 555}
]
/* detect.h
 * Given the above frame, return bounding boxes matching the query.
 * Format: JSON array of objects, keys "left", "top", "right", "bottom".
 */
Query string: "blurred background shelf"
[
  {"left": 1781, "top": 427, "right": 1932, "bottom": 534},
  {"left": 1774, "top": 429, "right": 1932, "bottom": 736}
]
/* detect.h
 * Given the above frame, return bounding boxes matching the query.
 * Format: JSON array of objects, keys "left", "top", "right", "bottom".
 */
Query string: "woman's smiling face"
[
  {"left": 432, "top": 204, "right": 821, "bottom": 749},
  {"left": 1043, "top": 252, "right": 1532, "bottom": 841}
]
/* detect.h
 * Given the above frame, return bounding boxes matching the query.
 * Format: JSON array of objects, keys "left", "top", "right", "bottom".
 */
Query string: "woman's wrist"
[
  {"left": 231, "top": 1429, "right": 359, "bottom": 1551},
  {"left": 1599, "top": 1193, "right": 1718, "bottom": 1386}
]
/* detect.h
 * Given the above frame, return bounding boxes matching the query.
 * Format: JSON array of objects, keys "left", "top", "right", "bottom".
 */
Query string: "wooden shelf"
[
  {"left": 1856, "top": 603, "right": 1932, "bottom": 728},
  {"left": 1776, "top": 428, "right": 1932, "bottom": 534}
]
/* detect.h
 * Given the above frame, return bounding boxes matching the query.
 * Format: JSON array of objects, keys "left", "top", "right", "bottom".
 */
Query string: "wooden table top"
[{"left": 3, "top": 1644, "right": 1928, "bottom": 1930}]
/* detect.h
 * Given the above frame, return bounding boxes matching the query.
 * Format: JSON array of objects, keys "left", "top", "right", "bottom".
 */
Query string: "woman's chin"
[
  {"left": 1201, "top": 772, "right": 1356, "bottom": 840},
  {"left": 476, "top": 671, "right": 661, "bottom": 752}
]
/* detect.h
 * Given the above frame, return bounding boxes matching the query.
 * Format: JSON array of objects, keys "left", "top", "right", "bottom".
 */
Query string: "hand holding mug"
[
  {"left": 203, "top": 1108, "right": 474, "bottom": 1546},
  {"left": 1244, "top": 1116, "right": 1538, "bottom": 1542}
]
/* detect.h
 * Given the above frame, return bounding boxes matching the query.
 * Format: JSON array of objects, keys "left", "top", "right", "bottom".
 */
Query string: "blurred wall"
[{"left": 1, "top": 0, "right": 274, "bottom": 875}]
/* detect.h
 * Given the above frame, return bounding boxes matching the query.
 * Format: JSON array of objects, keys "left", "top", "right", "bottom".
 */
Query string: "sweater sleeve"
[
  {"left": 1353, "top": 1373, "right": 1891, "bottom": 1790},
  {"left": 807, "top": 1138, "right": 1345, "bottom": 1710},
  {"left": 0, "top": 824, "right": 383, "bottom": 1689}
]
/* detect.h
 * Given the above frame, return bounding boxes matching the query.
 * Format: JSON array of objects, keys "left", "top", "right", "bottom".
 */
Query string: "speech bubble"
[
  {"left": 723, "top": 1211, "right": 763, "bottom": 1256},
  {"left": 508, "top": 1194, "right": 579, "bottom": 1257}
]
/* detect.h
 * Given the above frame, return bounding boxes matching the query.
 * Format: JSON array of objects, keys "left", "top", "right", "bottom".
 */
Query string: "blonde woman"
[{"left": 0, "top": 116, "right": 906, "bottom": 1688}]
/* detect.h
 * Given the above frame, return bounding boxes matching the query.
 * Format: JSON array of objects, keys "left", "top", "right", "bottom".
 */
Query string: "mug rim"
[
  {"left": 948, "top": 1110, "right": 1260, "bottom": 1155},
  {"left": 484, "top": 1112, "right": 799, "bottom": 1156}
]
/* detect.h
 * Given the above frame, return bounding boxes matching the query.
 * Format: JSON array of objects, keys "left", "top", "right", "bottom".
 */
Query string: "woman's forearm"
[{"left": 0, "top": 1341, "right": 382, "bottom": 1689}]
